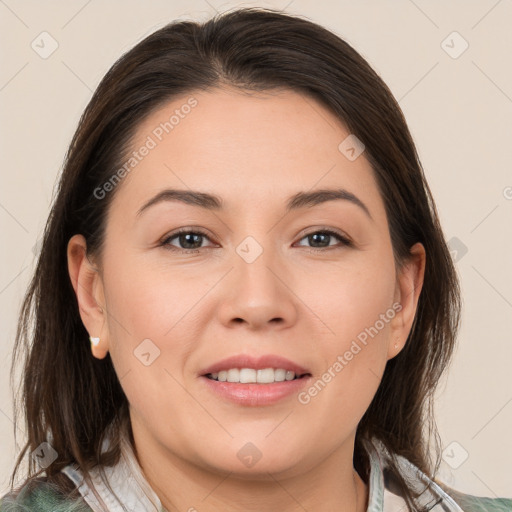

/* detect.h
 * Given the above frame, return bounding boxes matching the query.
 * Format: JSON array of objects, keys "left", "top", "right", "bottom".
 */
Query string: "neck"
[{"left": 130, "top": 422, "right": 369, "bottom": 512}]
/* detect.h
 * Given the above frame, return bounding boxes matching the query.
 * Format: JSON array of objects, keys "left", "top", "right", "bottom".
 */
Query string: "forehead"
[{"left": 112, "top": 86, "right": 384, "bottom": 220}]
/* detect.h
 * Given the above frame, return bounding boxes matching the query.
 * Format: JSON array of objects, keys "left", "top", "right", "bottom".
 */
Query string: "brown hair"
[{"left": 9, "top": 7, "right": 461, "bottom": 511}]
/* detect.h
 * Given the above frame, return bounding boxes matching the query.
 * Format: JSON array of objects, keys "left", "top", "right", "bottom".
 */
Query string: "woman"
[{"left": 1, "top": 7, "right": 510, "bottom": 512}]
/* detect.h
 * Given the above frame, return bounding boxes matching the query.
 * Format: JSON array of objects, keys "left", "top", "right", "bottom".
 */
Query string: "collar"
[
  {"left": 61, "top": 436, "right": 465, "bottom": 512},
  {"left": 61, "top": 434, "right": 162, "bottom": 512},
  {"left": 363, "top": 437, "right": 465, "bottom": 511}
]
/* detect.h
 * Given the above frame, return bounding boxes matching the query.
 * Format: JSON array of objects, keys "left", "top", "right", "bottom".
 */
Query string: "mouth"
[
  {"left": 203, "top": 368, "right": 311, "bottom": 383},
  {"left": 198, "top": 354, "right": 312, "bottom": 406},
  {"left": 199, "top": 371, "right": 313, "bottom": 407},
  {"left": 199, "top": 353, "right": 311, "bottom": 379}
]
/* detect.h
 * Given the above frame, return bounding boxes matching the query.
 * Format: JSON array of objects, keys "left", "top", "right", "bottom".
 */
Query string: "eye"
[
  {"left": 161, "top": 229, "right": 215, "bottom": 252},
  {"left": 295, "top": 229, "right": 352, "bottom": 251},
  {"left": 160, "top": 227, "right": 352, "bottom": 253}
]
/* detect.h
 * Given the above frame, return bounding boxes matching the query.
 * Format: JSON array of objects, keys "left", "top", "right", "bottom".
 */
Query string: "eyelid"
[
  {"left": 160, "top": 225, "right": 352, "bottom": 252},
  {"left": 160, "top": 227, "right": 217, "bottom": 248},
  {"left": 294, "top": 227, "right": 352, "bottom": 249},
  {"left": 296, "top": 226, "right": 351, "bottom": 242}
]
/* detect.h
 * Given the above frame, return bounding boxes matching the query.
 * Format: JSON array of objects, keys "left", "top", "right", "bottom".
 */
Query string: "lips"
[{"left": 199, "top": 354, "right": 311, "bottom": 377}]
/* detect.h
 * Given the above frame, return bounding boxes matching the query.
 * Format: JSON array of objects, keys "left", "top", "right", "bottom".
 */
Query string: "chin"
[{"left": 196, "top": 441, "right": 310, "bottom": 479}]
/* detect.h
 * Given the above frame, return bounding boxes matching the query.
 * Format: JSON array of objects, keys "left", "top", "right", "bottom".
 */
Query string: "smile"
[{"left": 205, "top": 367, "right": 308, "bottom": 383}]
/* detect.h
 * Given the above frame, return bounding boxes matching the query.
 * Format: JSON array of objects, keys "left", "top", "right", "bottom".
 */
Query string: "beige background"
[{"left": 1, "top": 0, "right": 511, "bottom": 499}]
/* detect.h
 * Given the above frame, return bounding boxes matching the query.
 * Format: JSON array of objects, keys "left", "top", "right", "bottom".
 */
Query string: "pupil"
[
  {"left": 181, "top": 233, "right": 202, "bottom": 249},
  {"left": 310, "top": 233, "right": 329, "bottom": 247},
  {"left": 178, "top": 232, "right": 331, "bottom": 250}
]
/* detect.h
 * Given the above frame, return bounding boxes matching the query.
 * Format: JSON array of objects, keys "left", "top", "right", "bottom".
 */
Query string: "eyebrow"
[{"left": 136, "top": 187, "right": 373, "bottom": 221}]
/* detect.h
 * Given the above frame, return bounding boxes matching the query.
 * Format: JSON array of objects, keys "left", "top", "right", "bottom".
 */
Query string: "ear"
[
  {"left": 388, "top": 242, "right": 426, "bottom": 360},
  {"left": 67, "top": 234, "right": 109, "bottom": 359}
]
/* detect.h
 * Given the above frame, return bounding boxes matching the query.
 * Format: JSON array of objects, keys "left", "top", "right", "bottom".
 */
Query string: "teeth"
[{"left": 208, "top": 368, "right": 300, "bottom": 384}]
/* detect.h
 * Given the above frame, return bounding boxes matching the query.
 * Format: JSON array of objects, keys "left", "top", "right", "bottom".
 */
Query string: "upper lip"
[{"left": 200, "top": 354, "right": 310, "bottom": 376}]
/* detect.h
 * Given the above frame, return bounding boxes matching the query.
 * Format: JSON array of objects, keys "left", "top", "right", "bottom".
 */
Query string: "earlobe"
[
  {"left": 387, "top": 242, "right": 426, "bottom": 360},
  {"left": 388, "top": 338, "right": 402, "bottom": 359},
  {"left": 90, "top": 336, "right": 109, "bottom": 359},
  {"left": 67, "top": 234, "right": 109, "bottom": 359}
]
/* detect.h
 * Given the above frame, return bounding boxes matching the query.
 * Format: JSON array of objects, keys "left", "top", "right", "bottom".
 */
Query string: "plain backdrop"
[{"left": 1, "top": 0, "right": 511, "bottom": 499}]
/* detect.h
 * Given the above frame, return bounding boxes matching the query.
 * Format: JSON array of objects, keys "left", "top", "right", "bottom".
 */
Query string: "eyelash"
[{"left": 159, "top": 227, "right": 352, "bottom": 253}]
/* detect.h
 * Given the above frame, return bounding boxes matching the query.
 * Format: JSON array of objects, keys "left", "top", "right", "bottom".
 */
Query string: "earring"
[
  {"left": 90, "top": 336, "right": 100, "bottom": 346},
  {"left": 394, "top": 339, "right": 399, "bottom": 349}
]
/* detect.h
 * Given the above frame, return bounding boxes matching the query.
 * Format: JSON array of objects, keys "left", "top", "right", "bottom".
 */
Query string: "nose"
[{"left": 216, "top": 245, "right": 299, "bottom": 331}]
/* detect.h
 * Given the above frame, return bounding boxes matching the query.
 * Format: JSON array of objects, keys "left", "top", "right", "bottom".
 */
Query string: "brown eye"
[
  {"left": 296, "top": 230, "right": 351, "bottom": 250},
  {"left": 161, "top": 229, "right": 214, "bottom": 252}
]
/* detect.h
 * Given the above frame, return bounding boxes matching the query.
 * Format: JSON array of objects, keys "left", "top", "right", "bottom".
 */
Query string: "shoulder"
[
  {"left": 436, "top": 481, "right": 512, "bottom": 512},
  {"left": 0, "top": 477, "right": 93, "bottom": 512},
  {"left": 367, "top": 437, "right": 511, "bottom": 512}
]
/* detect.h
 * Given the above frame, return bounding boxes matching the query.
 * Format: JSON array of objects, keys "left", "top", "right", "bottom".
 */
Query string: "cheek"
[
  {"left": 103, "top": 250, "right": 212, "bottom": 341},
  {"left": 294, "top": 249, "right": 395, "bottom": 423},
  {"left": 296, "top": 299, "right": 390, "bottom": 449},
  {"left": 100, "top": 253, "right": 210, "bottom": 412},
  {"left": 296, "top": 246, "right": 396, "bottom": 348}
]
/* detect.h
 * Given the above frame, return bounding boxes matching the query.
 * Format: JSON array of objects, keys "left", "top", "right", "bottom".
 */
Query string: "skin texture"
[{"left": 68, "top": 86, "right": 425, "bottom": 512}]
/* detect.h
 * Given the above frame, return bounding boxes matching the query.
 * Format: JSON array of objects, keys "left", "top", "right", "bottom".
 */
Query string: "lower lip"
[{"left": 199, "top": 375, "right": 312, "bottom": 406}]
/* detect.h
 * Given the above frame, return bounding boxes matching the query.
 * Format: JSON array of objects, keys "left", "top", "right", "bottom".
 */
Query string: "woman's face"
[{"left": 70, "top": 86, "right": 424, "bottom": 479}]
